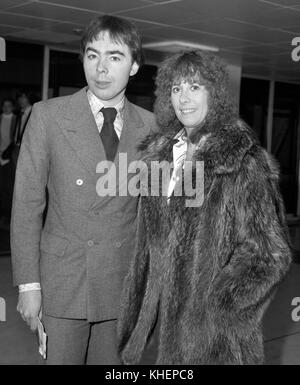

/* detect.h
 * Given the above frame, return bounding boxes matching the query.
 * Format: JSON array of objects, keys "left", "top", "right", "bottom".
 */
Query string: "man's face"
[
  {"left": 83, "top": 31, "right": 139, "bottom": 106},
  {"left": 2, "top": 101, "right": 13, "bottom": 115}
]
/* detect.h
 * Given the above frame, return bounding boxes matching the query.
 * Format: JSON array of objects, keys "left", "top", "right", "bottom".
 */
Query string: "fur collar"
[{"left": 138, "top": 118, "right": 258, "bottom": 175}]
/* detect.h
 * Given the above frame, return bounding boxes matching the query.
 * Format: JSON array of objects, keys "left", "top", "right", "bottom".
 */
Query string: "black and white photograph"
[{"left": 0, "top": 0, "right": 300, "bottom": 368}]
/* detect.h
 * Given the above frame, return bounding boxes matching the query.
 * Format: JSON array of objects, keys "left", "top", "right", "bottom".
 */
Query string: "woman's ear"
[{"left": 130, "top": 61, "right": 139, "bottom": 76}]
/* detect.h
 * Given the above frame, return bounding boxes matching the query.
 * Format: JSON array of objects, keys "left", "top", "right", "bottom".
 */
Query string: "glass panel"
[
  {"left": 49, "top": 50, "right": 85, "bottom": 98},
  {"left": 273, "top": 82, "right": 299, "bottom": 214},
  {"left": 126, "top": 65, "right": 157, "bottom": 112},
  {"left": 240, "top": 77, "right": 270, "bottom": 149},
  {"left": 0, "top": 40, "right": 43, "bottom": 103}
]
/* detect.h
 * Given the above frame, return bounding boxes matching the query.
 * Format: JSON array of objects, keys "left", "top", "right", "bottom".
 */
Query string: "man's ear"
[{"left": 130, "top": 61, "right": 139, "bottom": 76}]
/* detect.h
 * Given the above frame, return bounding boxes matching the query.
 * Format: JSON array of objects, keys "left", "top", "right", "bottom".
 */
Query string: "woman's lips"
[{"left": 180, "top": 108, "right": 195, "bottom": 114}]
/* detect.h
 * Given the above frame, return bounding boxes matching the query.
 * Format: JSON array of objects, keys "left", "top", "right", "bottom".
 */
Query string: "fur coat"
[{"left": 117, "top": 118, "right": 291, "bottom": 365}]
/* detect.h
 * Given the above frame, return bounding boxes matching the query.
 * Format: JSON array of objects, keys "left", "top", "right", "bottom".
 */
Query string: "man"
[
  {"left": 11, "top": 15, "right": 157, "bottom": 365},
  {"left": 0, "top": 98, "right": 16, "bottom": 227}
]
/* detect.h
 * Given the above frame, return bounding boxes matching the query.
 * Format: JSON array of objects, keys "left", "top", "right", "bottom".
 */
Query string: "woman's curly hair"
[{"left": 154, "top": 50, "right": 238, "bottom": 139}]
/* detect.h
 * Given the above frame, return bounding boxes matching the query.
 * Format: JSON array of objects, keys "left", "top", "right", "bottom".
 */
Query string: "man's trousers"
[{"left": 42, "top": 315, "right": 121, "bottom": 365}]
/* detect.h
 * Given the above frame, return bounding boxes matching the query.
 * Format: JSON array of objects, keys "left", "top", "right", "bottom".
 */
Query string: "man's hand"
[{"left": 17, "top": 290, "right": 42, "bottom": 331}]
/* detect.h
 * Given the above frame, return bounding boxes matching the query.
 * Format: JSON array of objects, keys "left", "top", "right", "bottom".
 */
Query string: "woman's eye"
[
  {"left": 110, "top": 56, "right": 121, "bottom": 61},
  {"left": 87, "top": 54, "right": 96, "bottom": 60},
  {"left": 191, "top": 84, "right": 201, "bottom": 91},
  {"left": 172, "top": 86, "right": 180, "bottom": 93}
]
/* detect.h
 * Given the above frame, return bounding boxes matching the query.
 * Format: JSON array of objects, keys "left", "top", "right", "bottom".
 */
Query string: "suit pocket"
[{"left": 40, "top": 231, "right": 69, "bottom": 257}]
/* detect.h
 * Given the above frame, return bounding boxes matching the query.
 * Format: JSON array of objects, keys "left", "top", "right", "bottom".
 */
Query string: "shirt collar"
[
  {"left": 86, "top": 89, "right": 125, "bottom": 118},
  {"left": 173, "top": 129, "right": 187, "bottom": 146}
]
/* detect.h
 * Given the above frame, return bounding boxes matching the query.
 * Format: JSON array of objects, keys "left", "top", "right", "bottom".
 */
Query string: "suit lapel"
[
  {"left": 116, "top": 98, "right": 144, "bottom": 163},
  {"left": 58, "top": 87, "right": 107, "bottom": 177}
]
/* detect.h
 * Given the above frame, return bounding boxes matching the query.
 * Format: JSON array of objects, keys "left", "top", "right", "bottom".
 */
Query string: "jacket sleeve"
[
  {"left": 11, "top": 103, "right": 49, "bottom": 286},
  {"left": 117, "top": 197, "right": 160, "bottom": 364},
  {"left": 209, "top": 148, "right": 291, "bottom": 321}
]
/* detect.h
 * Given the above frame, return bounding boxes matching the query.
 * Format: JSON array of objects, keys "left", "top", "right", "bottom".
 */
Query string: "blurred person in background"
[
  {"left": 11, "top": 91, "right": 33, "bottom": 167},
  {"left": 0, "top": 98, "right": 16, "bottom": 228}
]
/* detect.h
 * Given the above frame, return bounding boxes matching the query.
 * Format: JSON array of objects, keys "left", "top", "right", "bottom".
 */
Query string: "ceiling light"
[
  {"left": 143, "top": 40, "right": 219, "bottom": 53},
  {"left": 72, "top": 28, "right": 84, "bottom": 35}
]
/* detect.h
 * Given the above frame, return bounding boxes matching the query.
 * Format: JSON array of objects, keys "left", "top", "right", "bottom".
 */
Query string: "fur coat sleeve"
[{"left": 205, "top": 147, "right": 291, "bottom": 363}]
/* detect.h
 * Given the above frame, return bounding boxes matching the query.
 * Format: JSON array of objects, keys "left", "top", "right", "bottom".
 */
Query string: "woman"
[{"left": 118, "top": 51, "right": 291, "bottom": 365}]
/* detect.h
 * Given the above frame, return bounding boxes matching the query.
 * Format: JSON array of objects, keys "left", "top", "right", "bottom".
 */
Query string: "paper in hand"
[{"left": 36, "top": 317, "right": 47, "bottom": 359}]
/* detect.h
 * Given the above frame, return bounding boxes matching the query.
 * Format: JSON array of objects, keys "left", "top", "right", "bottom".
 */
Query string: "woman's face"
[{"left": 171, "top": 78, "right": 209, "bottom": 131}]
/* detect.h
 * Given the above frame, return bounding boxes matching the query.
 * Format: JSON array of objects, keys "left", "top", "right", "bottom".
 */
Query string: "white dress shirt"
[
  {"left": 86, "top": 89, "right": 125, "bottom": 138},
  {"left": 167, "top": 129, "right": 187, "bottom": 200}
]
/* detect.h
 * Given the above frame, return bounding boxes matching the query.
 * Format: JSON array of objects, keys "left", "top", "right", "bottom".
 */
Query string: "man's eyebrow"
[
  {"left": 85, "top": 47, "right": 98, "bottom": 54},
  {"left": 107, "top": 50, "right": 125, "bottom": 56},
  {"left": 85, "top": 47, "right": 99, "bottom": 55},
  {"left": 85, "top": 47, "right": 125, "bottom": 57}
]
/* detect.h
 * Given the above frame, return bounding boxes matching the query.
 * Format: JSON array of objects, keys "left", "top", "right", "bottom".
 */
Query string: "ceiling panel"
[
  {"left": 145, "top": 0, "right": 184, "bottom": 3},
  {"left": 227, "top": 43, "right": 291, "bottom": 57},
  {"left": 179, "top": 18, "right": 295, "bottom": 44},
  {"left": 51, "top": 22, "right": 86, "bottom": 35},
  {"left": 7, "top": 2, "right": 101, "bottom": 24},
  {"left": 174, "top": 0, "right": 281, "bottom": 23},
  {"left": 37, "top": 0, "right": 151, "bottom": 14},
  {"left": 247, "top": 7, "right": 300, "bottom": 29},
  {"left": 0, "top": 23, "right": 23, "bottom": 35},
  {"left": 6, "top": 28, "right": 79, "bottom": 43},
  {"left": 258, "top": 0, "right": 300, "bottom": 6},
  {"left": 117, "top": 2, "right": 206, "bottom": 25},
  {"left": 61, "top": 38, "right": 83, "bottom": 50},
  {"left": 280, "top": 24, "right": 300, "bottom": 34},
  {"left": 0, "top": 0, "right": 34, "bottom": 11},
  {"left": 143, "top": 26, "right": 253, "bottom": 49},
  {"left": 222, "top": 48, "right": 265, "bottom": 64},
  {"left": 125, "top": 18, "right": 161, "bottom": 31},
  {"left": 0, "top": 11, "right": 63, "bottom": 30}
]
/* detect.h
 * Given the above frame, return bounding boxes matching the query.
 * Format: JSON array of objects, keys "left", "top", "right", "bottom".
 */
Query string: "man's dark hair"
[{"left": 80, "top": 15, "right": 143, "bottom": 66}]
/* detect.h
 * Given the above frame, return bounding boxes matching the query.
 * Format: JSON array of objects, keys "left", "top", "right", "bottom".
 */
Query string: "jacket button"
[
  {"left": 87, "top": 240, "right": 94, "bottom": 247},
  {"left": 76, "top": 179, "right": 83, "bottom": 186},
  {"left": 115, "top": 241, "right": 122, "bottom": 248}
]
